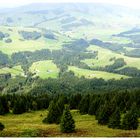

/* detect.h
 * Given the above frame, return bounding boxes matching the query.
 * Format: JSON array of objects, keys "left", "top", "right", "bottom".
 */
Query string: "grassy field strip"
[
  {"left": 0, "top": 65, "right": 24, "bottom": 77},
  {"left": 68, "top": 66, "right": 129, "bottom": 80},
  {"left": 82, "top": 45, "right": 140, "bottom": 69}
]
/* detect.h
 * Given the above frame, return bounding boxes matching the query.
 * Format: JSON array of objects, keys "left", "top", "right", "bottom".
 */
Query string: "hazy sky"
[{"left": 0, "top": 0, "right": 140, "bottom": 9}]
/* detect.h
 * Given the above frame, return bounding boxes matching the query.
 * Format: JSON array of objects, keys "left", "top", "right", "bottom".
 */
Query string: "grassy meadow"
[
  {"left": 0, "top": 65, "right": 24, "bottom": 77},
  {"left": 68, "top": 66, "right": 129, "bottom": 80},
  {"left": 29, "top": 60, "right": 59, "bottom": 79},
  {"left": 83, "top": 45, "right": 140, "bottom": 70},
  {"left": 0, "top": 26, "right": 70, "bottom": 55},
  {"left": 0, "top": 110, "right": 139, "bottom": 137}
]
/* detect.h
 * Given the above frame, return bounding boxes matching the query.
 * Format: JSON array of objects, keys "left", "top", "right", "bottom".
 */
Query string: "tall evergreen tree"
[
  {"left": 78, "top": 94, "right": 89, "bottom": 114},
  {"left": 0, "top": 96, "right": 9, "bottom": 115},
  {"left": 121, "top": 104, "right": 138, "bottom": 130},
  {"left": 42, "top": 101, "right": 57, "bottom": 124},
  {"left": 0, "top": 122, "right": 4, "bottom": 131},
  {"left": 55, "top": 96, "right": 65, "bottom": 124},
  {"left": 43, "top": 97, "right": 65, "bottom": 124},
  {"left": 88, "top": 97, "right": 99, "bottom": 115},
  {"left": 108, "top": 107, "right": 121, "bottom": 129},
  {"left": 13, "top": 98, "right": 26, "bottom": 114},
  {"left": 60, "top": 105, "right": 75, "bottom": 133},
  {"left": 0, "top": 102, "right": 5, "bottom": 115},
  {"left": 97, "top": 102, "right": 112, "bottom": 125}
]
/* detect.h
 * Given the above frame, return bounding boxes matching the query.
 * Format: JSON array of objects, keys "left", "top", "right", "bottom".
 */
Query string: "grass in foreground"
[{"left": 0, "top": 110, "right": 139, "bottom": 137}]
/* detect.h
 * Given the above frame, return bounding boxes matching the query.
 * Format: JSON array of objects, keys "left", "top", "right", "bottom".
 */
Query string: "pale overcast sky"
[{"left": 0, "top": 0, "right": 140, "bottom": 9}]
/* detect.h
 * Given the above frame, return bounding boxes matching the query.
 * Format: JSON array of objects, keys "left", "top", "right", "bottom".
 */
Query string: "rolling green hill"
[{"left": 0, "top": 3, "right": 140, "bottom": 80}]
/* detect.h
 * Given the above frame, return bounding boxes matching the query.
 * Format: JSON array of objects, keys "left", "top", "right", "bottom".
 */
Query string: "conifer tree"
[
  {"left": 108, "top": 107, "right": 121, "bottom": 129},
  {"left": 0, "top": 102, "right": 5, "bottom": 115},
  {"left": 42, "top": 101, "right": 57, "bottom": 124},
  {"left": 60, "top": 105, "right": 75, "bottom": 133},
  {"left": 97, "top": 103, "right": 111, "bottom": 125},
  {"left": 43, "top": 97, "right": 65, "bottom": 124},
  {"left": 0, "top": 97, "right": 9, "bottom": 115},
  {"left": 13, "top": 98, "right": 26, "bottom": 114},
  {"left": 78, "top": 94, "right": 89, "bottom": 114},
  {"left": 55, "top": 96, "right": 65, "bottom": 124},
  {"left": 88, "top": 98, "right": 99, "bottom": 115},
  {"left": 121, "top": 104, "right": 138, "bottom": 130},
  {"left": 0, "top": 122, "right": 4, "bottom": 131}
]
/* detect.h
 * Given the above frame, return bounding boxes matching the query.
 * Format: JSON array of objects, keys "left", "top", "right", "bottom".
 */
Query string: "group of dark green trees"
[
  {"left": 42, "top": 96, "right": 75, "bottom": 133},
  {"left": 0, "top": 88, "right": 139, "bottom": 132},
  {"left": 78, "top": 92, "right": 139, "bottom": 130}
]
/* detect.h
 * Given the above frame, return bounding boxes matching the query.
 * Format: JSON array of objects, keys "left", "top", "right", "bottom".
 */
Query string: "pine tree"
[
  {"left": 13, "top": 98, "right": 26, "bottom": 114},
  {"left": 55, "top": 96, "right": 65, "bottom": 124},
  {"left": 43, "top": 97, "right": 65, "bottom": 124},
  {"left": 60, "top": 105, "right": 75, "bottom": 133},
  {"left": 88, "top": 98, "right": 99, "bottom": 115},
  {"left": 97, "top": 103, "right": 111, "bottom": 125},
  {"left": 78, "top": 94, "right": 89, "bottom": 114},
  {"left": 108, "top": 107, "right": 121, "bottom": 129},
  {"left": 0, "top": 122, "right": 4, "bottom": 131},
  {"left": 121, "top": 104, "right": 138, "bottom": 130},
  {"left": 42, "top": 101, "right": 57, "bottom": 124},
  {"left": 0, "top": 102, "right": 5, "bottom": 115},
  {"left": 0, "top": 97, "right": 9, "bottom": 115}
]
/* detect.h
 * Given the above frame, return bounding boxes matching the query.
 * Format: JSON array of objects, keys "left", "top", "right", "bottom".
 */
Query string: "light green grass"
[
  {"left": 0, "top": 65, "right": 24, "bottom": 77},
  {"left": 0, "top": 110, "right": 139, "bottom": 137},
  {"left": 29, "top": 60, "right": 59, "bottom": 79},
  {"left": 83, "top": 45, "right": 140, "bottom": 70},
  {"left": 68, "top": 66, "right": 129, "bottom": 80},
  {"left": 0, "top": 26, "right": 69, "bottom": 55}
]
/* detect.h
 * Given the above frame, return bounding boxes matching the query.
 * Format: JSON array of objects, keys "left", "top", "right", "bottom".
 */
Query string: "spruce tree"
[
  {"left": 121, "top": 104, "right": 138, "bottom": 130},
  {"left": 88, "top": 98, "right": 99, "bottom": 115},
  {"left": 0, "top": 102, "right": 5, "bottom": 115},
  {"left": 60, "top": 105, "right": 75, "bottom": 133},
  {"left": 0, "top": 122, "right": 4, "bottom": 131},
  {"left": 78, "top": 94, "right": 89, "bottom": 114},
  {"left": 13, "top": 98, "right": 26, "bottom": 114},
  {"left": 42, "top": 101, "right": 57, "bottom": 124},
  {"left": 108, "top": 107, "right": 121, "bottom": 129},
  {"left": 97, "top": 103, "right": 111, "bottom": 125},
  {"left": 43, "top": 97, "right": 65, "bottom": 124},
  {"left": 55, "top": 96, "right": 65, "bottom": 124},
  {"left": 0, "top": 97, "right": 9, "bottom": 115}
]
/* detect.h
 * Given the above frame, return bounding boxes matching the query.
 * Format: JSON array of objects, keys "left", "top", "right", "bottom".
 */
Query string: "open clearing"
[
  {"left": 0, "top": 65, "right": 24, "bottom": 77},
  {"left": 68, "top": 66, "right": 129, "bottom": 80},
  {"left": 29, "top": 60, "right": 59, "bottom": 79},
  {"left": 82, "top": 45, "right": 140, "bottom": 70}
]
